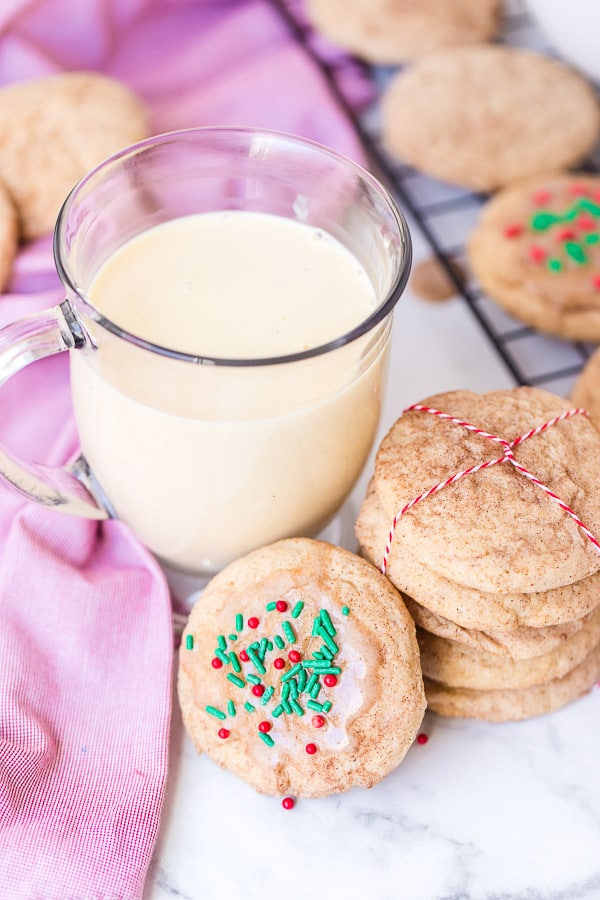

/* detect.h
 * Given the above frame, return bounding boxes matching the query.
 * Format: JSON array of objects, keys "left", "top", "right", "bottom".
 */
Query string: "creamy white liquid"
[{"left": 71, "top": 211, "right": 389, "bottom": 572}]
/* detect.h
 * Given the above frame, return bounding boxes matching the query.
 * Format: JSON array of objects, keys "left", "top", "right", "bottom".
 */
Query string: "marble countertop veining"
[{"left": 145, "top": 228, "right": 600, "bottom": 900}]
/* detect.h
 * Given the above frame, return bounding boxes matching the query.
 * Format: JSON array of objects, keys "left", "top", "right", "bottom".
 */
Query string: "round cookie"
[
  {"left": 403, "top": 595, "right": 593, "bottom": 660},
  {"left": 417, "top": 604, "right": 600, "bottom": 689},
  {"left": 572, "top": 346, "right": 600, "bottom": 423},
  {"left": 423, "top": 642, "right": 600, "bottom": 722},
  {"left": 359, "top": 387, "right": 600, "bottom": 594},
  {"left": 0, "top": 72, "right": 148, "bottom": 240},
  {"left": 305, "top": 0, "right": 501, "bottom": 65},
  {"left": 356, "top": 478, "right": 600, "bottom": 630},
  {"left": 178, "top": 538, "right": 426, "bottom": 799},
  {"left": 468, "top": 174, "right": 600, "bottom": 341},
  {"left": 382, "top": 46, "right": 600, "bottom": 192},
  {"left": 0, "top": 178, "right": 18, "bottom": 291}
]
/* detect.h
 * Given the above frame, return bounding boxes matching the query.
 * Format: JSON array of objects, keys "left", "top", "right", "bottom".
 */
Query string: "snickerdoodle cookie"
[
  {"left": 382, "top": 46, "right": 600, "bottom": 191},
  {"left": 572, "top": 347, "right": 600, "bottom": 424},
  {"left": 468, "top": 175, "right": 600, "bottom": 341},
  {"left": 306, "top": 0, "right": 501, "bottom": 64},
  {"left": 178, "top": 538, "right": 425, "bottom": 798},
  {"left": 0, "top": 72, "right": 148, "bottom": 239},
  {"left": 0, "top": 178, "right": 18, "bottom": 290}
]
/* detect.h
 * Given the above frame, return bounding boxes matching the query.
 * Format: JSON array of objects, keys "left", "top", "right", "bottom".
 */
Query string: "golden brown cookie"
[
  {"left": 356, "top": 387, "right": 600, "bottom": 595},
  {"left": 410, "top": 255, "right": 465, "bottom": 302},
  {"left": 468, "top": 174, "right": 600, "bottom": 341},
  {"left": 382, "top": 46, "right": 600, "bottom": 191},
  {"left": 306, "top": 0, "right": 501, "bottom": 65},
  {"left": 356, "top": 479, "right": 600, "bottom": 630},
  {"left": 424, "top": 642, "right": 600, "bottom": 722},
  {"left": 0, "top": 72, "right": 148, "bottom": 240},
  {"left": 0, "top": 177, "right": 18, "bottom": 291},
  {"left": 178, "top": 538, "right": 425, "bottom": 799},
  {"left": 572, "top": 347, "right": 600, "bottom": 425},
  {"left": 417, "top": 604, "right": 600, "bottom": 689}
]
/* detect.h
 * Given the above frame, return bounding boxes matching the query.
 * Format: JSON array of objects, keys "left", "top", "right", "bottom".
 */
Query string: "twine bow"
[{"left": 381, "top": 403, "right": 600, "bottom": 574}]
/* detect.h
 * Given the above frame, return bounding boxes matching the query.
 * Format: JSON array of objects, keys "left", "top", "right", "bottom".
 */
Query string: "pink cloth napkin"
[{"left": 0, "top": 1, "right": 371, "bottom": 897}]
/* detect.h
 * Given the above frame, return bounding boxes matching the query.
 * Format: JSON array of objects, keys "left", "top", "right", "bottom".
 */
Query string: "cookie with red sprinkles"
[
  {"left": 178, "top": 538, "right": 425, "bottom": 798},
  {"left": 468, "top": 174, "right": 600, "bottom": 340}
]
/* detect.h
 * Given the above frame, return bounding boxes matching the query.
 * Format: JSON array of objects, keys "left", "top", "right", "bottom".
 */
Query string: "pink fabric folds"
[{"left": 0, "top": 0, "right": 371, "bottom": 896}]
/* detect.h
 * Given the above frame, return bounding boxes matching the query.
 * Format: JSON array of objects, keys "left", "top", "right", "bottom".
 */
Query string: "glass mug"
[{"left": 0, "top": 127, "right": 411, "bottom": 575}]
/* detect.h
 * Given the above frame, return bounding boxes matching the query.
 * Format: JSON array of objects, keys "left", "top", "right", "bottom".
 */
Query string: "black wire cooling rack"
[{"left": 276, "top": 0, "right": 600, "bottom": 397}]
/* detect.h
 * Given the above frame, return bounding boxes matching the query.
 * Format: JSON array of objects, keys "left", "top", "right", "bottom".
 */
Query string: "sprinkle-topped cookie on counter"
[
  {"left": 468, "top": 175, "right": 600, "bottom": 340},
  {"left": 178, "top": 538, "right": 425, "bottom": 798}
]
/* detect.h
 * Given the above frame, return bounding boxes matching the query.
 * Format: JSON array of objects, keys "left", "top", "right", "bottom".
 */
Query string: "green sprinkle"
[
  {"left": 236, "top": 614, "right": 243, "bottom": 632},
  {"left": 266, "top": 601, "right": 277, "bottom": 611},
  {"left": 547, "top": 258, "right": 563, "bottom": 272},
  {"left": 585, "top": 233, "right": 600, "bottom": 244},
  {"left": 531, "top": 211, "right": 560, "bottom": 231},
  {"left": 282, "top": 621, "right": 296, "bottom": 644},
  {"left": 290, "top": 699, "right": 304, "bottom": 716},
  {"left": 341, "top": 606, "right": 350, "bottom": 616},
  {"left": 244, "top": 702, "right": 256, "bottom": 713},
  {"left": 274, "top": 635, "right": 285, "bottom": 649},
  {"left": 288, "top": 679, "right": 299, "bottom": 700},
  {"left": 291, "top": 601, "right": 304, "bottom": 619},
  {"left": 229, "top": 651, "right": 242, "bottom": 673},
  {"left": 318, "top": 627, "right": 338, "bottom": 655},
  {"left": 249, "top": 641, "right": 260, "bottom": 651},
  {"left": 185, "top": 634, "right": 194, "bottom": 651},
  {"left": 246, "top": 647, "right": 266, "bottom": 675},
  {"left": 297, "top": 668, "right": 307, "bottom": 692},
  {"left": 322, "top": 701, "right": 332, "bottom": 713},
  {"left": 272, "top": 704, "right": 284, "bottom": 718},
  {"left": 227, "top": 673, "right": 245, "bottom": 689},
  {"left": 281, "top": 663, "right": 303, "bottom": 682},
  {"left": 578, "top": 198, "right": 600, "bottom": 217},
  {"left": 227, "top": 700, "right": 236, "bottom": 717},
  {"left": 260, "top": 686, "right": 274, "bottom": 705},
  {"left": 311, "top": 616, "right": 321, "bottom": 637},
  {"left": 258, "top": 638, "right": 269, "bottom": 660},
  {"left": 565, "top": 241, "right": 587, "bottom": 264},
  {"left": 246, "top": 673, "right": 261, "bottom": 685},
  {"left": 215, "top": 648, "right": 230, "bottom": 665},
  {"left": 306, "top": 673, "right": 318, "bottom": 693},
  {"left": 318, "top": 666, "right": 341, "bottom": 675},
  {"left": 306, "top": 700, "right": 324, "bottom": 712},
  {"left": 266, "top": 640, "right": 274, "bottom": 651},
  {"left": 320, "top": 609, "right": 336, "bottom": 636},
  {"left": 217, "top": 635, "right": 227, "bottom": 650},
  {"left": 206, "top": 705, "right": 226, "bottom": 720},
  {"left": 282, "top": 699, "right": 292, "bottom": 714},
  {"left": 258, "top": 731, "right": 275, "bottom": 747},
  {"left": 281, "top": 682, "right": 290, "bottom": 701},
  {"left": 310, "top": 682, "right": 322, "bottom": 700},
  {"left": 320, "top": 646, "right": 334, "bottom": 660},
  {"left": 228, "top": 634, "right": 238, "bottom": 641},
  {"left": 312, "top": 651, "right": 324, "bottom": 660},
  {"left": 302, "top": 658, "right": 333, "bottom": 669}
]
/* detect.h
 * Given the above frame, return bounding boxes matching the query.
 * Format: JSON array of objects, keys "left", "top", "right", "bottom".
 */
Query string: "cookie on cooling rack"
[
  {"left": 178, "top": 538, "right": 425, "bottom": 799},
  {"left": 572, "top": 346, "right": 600, "bottom": 424},
  {"left": 468, "top": 174, "right": 600, "bottom": 341},
  {"left": 0, "top": 72, "right": 148, "bottom": 240},
  {"left": 305, "top": 0, "right": 501, "bottom": 65},
  {"left": 381, "top": 46, "right": 600, "bottom": 192}
]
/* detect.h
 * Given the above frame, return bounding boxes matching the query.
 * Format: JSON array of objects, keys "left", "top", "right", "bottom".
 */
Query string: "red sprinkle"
[
  {"left": 239, "top": 650, "right": 249, "bottom": 662},
  {"left": 275, "top": 600, "right": 288, "bottom": 612},
  {"left": 592, "top": 274, "right": 600, "bottom": 291},
  {"left": 252, "top": 684, "right": 266, "bottom": 698},
  {"left": 577, "top": 213, "right": 596, "bottom": 231},
  {"left": 273, "top": 657, "right": 285, "bottom": 670},
  {"left": 529, "top": 245, "right": 546, "bottom": 264},
  {"left": 556, "top": 227, "right": 576, "bottom": 241},
  {"left": 417, "top": 733, "right": 429, "bottom": 745},
  {"left": 248, "top": 617, "right": 260, "bottom": 629},
  {"left": 258, "top": 721, "right": 272, "bottom": 733},
  {"left": 503, "top": 223, "right": 522, "bottom": 238},
  {"left": 311, "top": 715, "right": 325, "bottom": 729},
  {"left": 218, "top": 728, "right": 230, "bottom": 740},
  {"left": 211, "top": 658, "right": 223, "bottom": 669},
  {"left": 305, "top": 743, "right": 318, "bottom": 755},
  {"left": 282, "top": 797, "right": 295, "bottom": 810},
  {"left": 569, "top": 183, "right": 589, "bottom": 196},
  {"left": 288, "top": 650, "right": 301, "bottom": 663},
  {"left": 532, "top": 189, "right": 551, "bottom": 206},
  {"left": 324, "top": 674, "right": 337, "bottom": 687}
]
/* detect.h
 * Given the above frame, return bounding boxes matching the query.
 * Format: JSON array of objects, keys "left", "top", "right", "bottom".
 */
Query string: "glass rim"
[{"left": 53, "top": 125, "right": 412, "bottom": 368}]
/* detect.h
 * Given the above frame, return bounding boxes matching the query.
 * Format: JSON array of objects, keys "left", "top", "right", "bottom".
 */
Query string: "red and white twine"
[{"left": 380, "top": 403, "right": 600, "bottom": 574}]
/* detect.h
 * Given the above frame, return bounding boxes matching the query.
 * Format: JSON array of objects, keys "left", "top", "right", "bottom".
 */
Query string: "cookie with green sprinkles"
[
  {"left": 468, "top": 174, "right": 600, "bottom": 340},
  {"left": 177, "top": 538, "right": 425, "bottom": 798}
]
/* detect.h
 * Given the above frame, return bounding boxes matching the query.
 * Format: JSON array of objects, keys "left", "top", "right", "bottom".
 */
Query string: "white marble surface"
[{"left": 144, "top": 222, "right": 600, "bottom": 900}]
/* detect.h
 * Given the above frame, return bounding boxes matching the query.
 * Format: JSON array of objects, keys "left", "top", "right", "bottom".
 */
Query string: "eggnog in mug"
[{"left": 71, "top": 210, "right": 387, "bottom": 572}]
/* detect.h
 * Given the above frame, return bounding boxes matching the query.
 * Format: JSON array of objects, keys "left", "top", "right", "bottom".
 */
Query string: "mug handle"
[{"left": 0, "top": 299, "right": 108, "bottom": 519}]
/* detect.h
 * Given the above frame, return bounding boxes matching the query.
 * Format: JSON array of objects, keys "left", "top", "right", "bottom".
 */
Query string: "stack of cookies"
[{"left": 356, "top": 386, "right": 600, "bottom": 722}]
